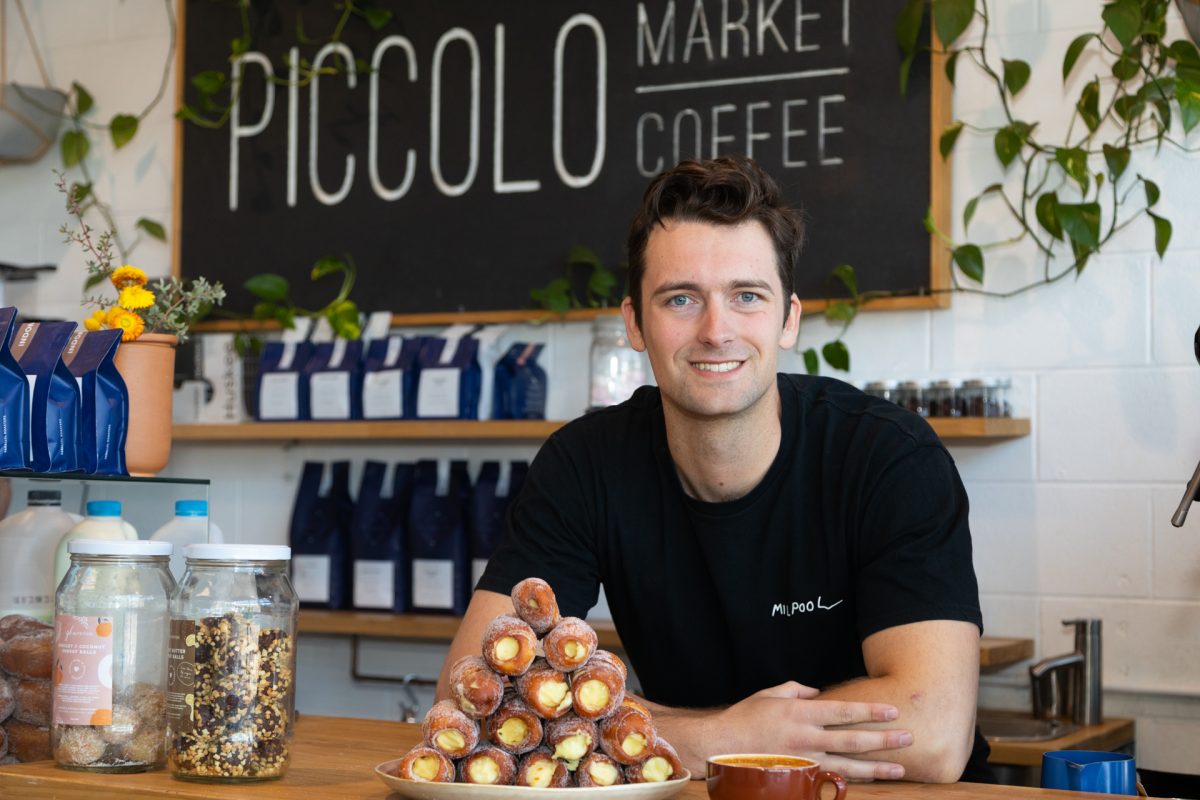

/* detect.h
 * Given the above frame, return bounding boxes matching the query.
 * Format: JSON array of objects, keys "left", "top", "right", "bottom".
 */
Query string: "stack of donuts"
[{"left": 394, "top": 578, "right": 684, "bottom": 787}]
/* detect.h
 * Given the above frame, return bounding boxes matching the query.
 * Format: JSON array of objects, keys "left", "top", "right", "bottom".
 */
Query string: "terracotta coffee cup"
[{"left": 706, "top": 754, "right": 847, "bottom": 800}]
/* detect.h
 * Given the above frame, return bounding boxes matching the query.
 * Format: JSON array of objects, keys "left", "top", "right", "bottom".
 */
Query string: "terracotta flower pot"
[{"left": 113, "top": 333, "right": 177, "bottom": 477}]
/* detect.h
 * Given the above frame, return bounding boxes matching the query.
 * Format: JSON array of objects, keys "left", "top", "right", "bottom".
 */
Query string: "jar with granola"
[
  {"left": 52, "top": 539, "right": 174, "bottom": 773},
  {"left": 166, "top": 544, "right": 296, "bottom": 783}
]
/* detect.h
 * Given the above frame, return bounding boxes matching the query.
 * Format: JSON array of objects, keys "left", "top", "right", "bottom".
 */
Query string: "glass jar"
[
  {"left": 52, "top": 539, "right": 174, "bottom": 773},
  {"left": 167, "top": 544, "right": 297, "bottom": 783},
  {"left": 894, "top": 380, "right": 926, "bottom": 416},
  {"left": 863, "top": 380, "right": 896, "bottom": 403},
  {"left": 588, "top": 315, "right": 646, "bottom": 411},
  {"left": 926, "top": 380, "right": 959, "bottom": 417},
  {"left": 958, "top": 379, "right": 988, "bottom": 417},
  {"left": 987, "top": 377, "right": 1013, "bottom": 418}
]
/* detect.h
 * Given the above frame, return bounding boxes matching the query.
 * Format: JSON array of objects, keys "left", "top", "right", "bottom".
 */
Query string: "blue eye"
[
  {"left": 667, "top": 295, "right": 691, "bottom": 307},
  {"left": 737, "top": 292, "right": 759, "bottom": 303}
]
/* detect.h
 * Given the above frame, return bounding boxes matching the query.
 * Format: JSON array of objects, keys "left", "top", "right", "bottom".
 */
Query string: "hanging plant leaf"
[
  {"left": 803, "top": 348, "right": 820, "bottom": 376},
  {"left": 1169, "top": 38, "right": 1200, "bottom": 67},
  {"left": 135, "top": 218, "right": 166, "bottom": 242},
  {"left": 362, "top": 6, "right": 393, "bottom": 30},
  {"left": 994, "top": 125, "right": 1023, "bottom": 167},
  {"left": 1057, "top": 202, "right": 1102, "bottom": 248},
  {"left": 191, "top": 70, "right": 227, "bottom": 96},
  {"left": 1063, "top": 33, "right": 1096, "bottom": 81},
  {"left": 1102, "top": 144, "right": 1130, "bottom": 179},
  {"left": 825, "top": 302, "right": 857, "bottom": 323},
  {"left": 567, "top": 244, "right": 603, "bottom": 269},
  {"left": 896, "top": 0, "right": 925, "bottom": 55},
  {"left": 952, "top": 244, "right": 985, "bottom": 283},
  {"left": 1070, "top": 238, "right": 1094, "bottom": 274},
  {"left": 940, "top": 121, "right": 965, "bottom": 160},
  {"left": 963, "top": 184, "right": 1002, "bottom": 232},
  {"left": 70, "top": 182, "right": 93, "bottom": 204},
  {"left": 1113, "top": 94, "right": 1144, "bottom": 122},
  {"left": 245, "top": 274, "right": 291, "bottom": 302},
  {"left": 1141, "top": 176, "right": 1160, "bottom": 206},
  {"left": 110, "top": 114, "right": 138, "bottom": 149},
  {"left": 71, "top": 82, "right": 94, "bottom": 116},
  {"left": 587, "top": 266, "right": 618, "bottom": 301},
  {"left": 1002, "top": 59, "right": 1031, "bottom": 95},
  {"left": 1112, "top": 54, "right": 1140, "bottom": 81},
  {"left": 932, "top": 0, "right": 974, "bottom": 47},
  {"left": 945, "top": 49, "right": 961, "bottom": 85},
  {"left": 822, "top": 340, "right": 850, "bottom": 372},
  {"left": 1101, "top": 0, "right": 1142, "bottom": 50},
  {"left": 329, "top": 300, "right": 362, "bottom": 340},
  {"left": 1176, "top": 80, "right": 1200, "bottom": 132},
  {"left": 530, "top": 277, "right": 572, "bottom": 314},
  {"left": 1036, "top": 192, "right": 1063, "bottom": 240},
  {"left": 1055, "top": 146, "right": 1090, "bottom": 193},
  {"left": 61, "top": 130, "right": 90, "bottom": 167},
  {"left": 1077, "top": 79, "right": 1102, "bottom": 131},
  {"left": 831, "top": 263, "right": 859, "bottom": 298},
  {"left": 1147, "top": 211, "right": 1172, "bottom": 258},
  {"left": 311, "top": 256, "right": 349, "bottom": 280}
]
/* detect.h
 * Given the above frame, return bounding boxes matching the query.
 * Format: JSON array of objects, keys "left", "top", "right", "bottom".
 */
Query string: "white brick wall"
[{"left": 2, "top": 0, "right": 1198, "bottom": 776}]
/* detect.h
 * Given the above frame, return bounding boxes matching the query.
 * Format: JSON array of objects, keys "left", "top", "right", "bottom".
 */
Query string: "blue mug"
[{"left": 1041, "top": 750, "right": 1138, "bottom": 796}]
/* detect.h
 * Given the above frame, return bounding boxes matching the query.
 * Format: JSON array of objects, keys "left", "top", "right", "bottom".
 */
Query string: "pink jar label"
[{"left": 52, "top": 614, "right": 114, "bottom": 726}]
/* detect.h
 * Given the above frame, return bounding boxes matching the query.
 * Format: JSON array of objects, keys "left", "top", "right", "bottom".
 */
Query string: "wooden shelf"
[
  {"left": 299, "top": 611, "right": 1029, "bottom": 669},
  {"left": 174, "top": 417, "right": 1028, "bottom": 443},
  {"left": 983, "top": 712, "right": 1135, "bottom": 766}
]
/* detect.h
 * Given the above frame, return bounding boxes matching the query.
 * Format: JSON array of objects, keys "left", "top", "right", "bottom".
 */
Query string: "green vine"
[{"left": 803, "top": 0, "right": 1200, "bottom": 374}]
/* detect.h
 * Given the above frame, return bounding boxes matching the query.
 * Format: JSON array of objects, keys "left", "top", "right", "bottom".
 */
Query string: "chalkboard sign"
[{"left": 177, "top": 1, "right": 948, "bottom": 317}]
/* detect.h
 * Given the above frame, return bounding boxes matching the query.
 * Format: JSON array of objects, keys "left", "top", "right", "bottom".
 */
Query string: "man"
[{"left": 438, "top": 156, "right": 990, "bottom": 783}]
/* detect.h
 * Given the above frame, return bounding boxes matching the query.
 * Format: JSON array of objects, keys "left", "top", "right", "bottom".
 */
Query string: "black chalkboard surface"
[{"left": 177, "top": 1, "right": 948, "bottom": 317}]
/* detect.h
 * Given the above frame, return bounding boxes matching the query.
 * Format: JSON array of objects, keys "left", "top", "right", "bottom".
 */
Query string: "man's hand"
[{"left": 647, "top": 681, "right": 912, "bottom": 782}]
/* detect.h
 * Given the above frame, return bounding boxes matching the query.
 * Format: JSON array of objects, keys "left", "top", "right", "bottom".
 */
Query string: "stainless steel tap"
[{"left": 1029, "top": 619, "right": 1102, "bottom": 726}]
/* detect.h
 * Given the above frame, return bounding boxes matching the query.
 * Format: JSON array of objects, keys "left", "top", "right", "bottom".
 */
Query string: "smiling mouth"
[{"left": 691, "top": 361, "right": 743, "bottom": 373}]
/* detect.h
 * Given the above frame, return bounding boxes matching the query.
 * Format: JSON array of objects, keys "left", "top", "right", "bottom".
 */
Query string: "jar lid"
[
  {"left": 863, "top": 380, "right": 897, "bottom": 390},
  {"left": 929, "top": 379, "right": 956, "bottom": 389},
  {"left": 68, "top": 539, "right": 172, "bottom": 556},
  {"left": 86, "top": 500, "right": 122, "bottom": 517},
  {"left": 898, "top": 380, "right": 923, "bottom": 390},
  {"left": 960, "top": 379, "right": 988, "bottom": 388},
  {"left": 185, "top": 544, "right": 291, "bottom": 561},
  {"left": 175, "top": 499, "right": 209, "bottom": 517},
  {"left": 27, "top": 489, "right": 62, "bottom": 505}
]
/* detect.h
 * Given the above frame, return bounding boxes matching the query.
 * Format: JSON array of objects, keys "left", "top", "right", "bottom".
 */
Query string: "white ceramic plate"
[{"left": 375, "top": 759, "right": 692, "bottom": 800}]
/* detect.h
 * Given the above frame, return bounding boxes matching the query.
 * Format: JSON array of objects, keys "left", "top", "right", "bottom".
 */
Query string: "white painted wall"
[{"left": 2, "top": 0, "right": 1198, "bottom": 776}]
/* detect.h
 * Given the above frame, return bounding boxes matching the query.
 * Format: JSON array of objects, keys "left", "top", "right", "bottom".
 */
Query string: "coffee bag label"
[{"left": 52, "top": 613, "right": 114, "bottom": 726}]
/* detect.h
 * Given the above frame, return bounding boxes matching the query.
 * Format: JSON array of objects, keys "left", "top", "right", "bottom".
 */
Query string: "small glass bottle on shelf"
[
  {"left": 894, "top": 381, "right": 926, "bottom": 416},
  {"left": 987, "top": 377, "right": 1013, "bottom": 418},
  {"left": 863, "top": 381, "right": 897, "bottom": 403},
  {"left": 588, "top": 316, "right": 646, "bottom": 412},
  {"left": 957, "top": 379, "right": 988, "bottom": 417},
  {"left": 926, "top": 380, "right": 959, "bottom": 417},
  {"left": 167, "top": 544, "right": 297, "bottom": 783},
  {"left": 52, "top": 539, "right": 174, "bottom": 773}
]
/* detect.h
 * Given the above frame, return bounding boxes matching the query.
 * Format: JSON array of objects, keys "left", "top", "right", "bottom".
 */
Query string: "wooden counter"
[
  {"left": 0, "top": 716, "right": 1157, "bottom": 799},
  {"left": 985, "top": 714, "right": 1136, "bottom": 767},
  {"left": 299, "top": 611, "right": 1033, "bottom": 670}
]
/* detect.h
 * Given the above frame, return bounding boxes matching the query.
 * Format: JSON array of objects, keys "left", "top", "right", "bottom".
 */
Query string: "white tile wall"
[{"left": 3, "top": 0, "right": 1200, "bottom": 776}]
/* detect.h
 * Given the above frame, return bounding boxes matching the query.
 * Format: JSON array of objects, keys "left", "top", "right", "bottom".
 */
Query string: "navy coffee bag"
[
  {"left": 0, "top": 308, "right": 30, "bottom": 470},
  {"left": 304, "top": 338, "right": 364, "bottom": 420},
  {"left": 11, "top": 321, "right": 82, "bottom": 473},
  {"left": 351, "top": 461, "right": 415, "bottom": 612},
  {"left": 256, "top": 341, "right": 313, "bottom": 420},
  {"left": 63, "top": 329, "right": 128, "bottom": 475},
  {"left": 415, "top": 336, "right": 481, "bottom": 419},
  {"left": 289, "top": 460, "right": 354, "bottom": 609},
  {"left": 362, "top": 335, "right": 421, "bottom": 420},
  {"left": 508, "top": 343, "right": 547, "bottom": 419},
  {"left": 408, "top": 459, "right": 471, "bottom": 615},
  {"left": 469, "top": 460, "right": 529, "bottom": 588}
]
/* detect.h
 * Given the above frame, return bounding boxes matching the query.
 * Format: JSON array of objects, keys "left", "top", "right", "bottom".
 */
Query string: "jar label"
[
  {"left": 166, "top": 618, "right": 197, "bottom": 734},
  {"left": 51, "top": 613, "right": 114, "bottom": 726}
]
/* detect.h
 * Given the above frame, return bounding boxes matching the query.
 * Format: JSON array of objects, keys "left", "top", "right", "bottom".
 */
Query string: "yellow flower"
[
  {"left": 108, "top": 309, "right": 145, "bottom": 342},
  {"left": 118, "top": 285, "right": 155, "bottom": 310},
  {"left": 110, "top": 265, "right": 148, "bottom": 289},
  {"left": 105, "top": 306, "right": 125, "bottom": 326},
  {"left": 83, "top": 317, "right": 101, "bottom": 331}
]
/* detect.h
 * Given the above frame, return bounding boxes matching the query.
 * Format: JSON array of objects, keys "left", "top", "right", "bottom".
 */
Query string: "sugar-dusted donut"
[
  {"left": 483, "top": 691, "right": 543, "bottom": 755},
  {"left": 394, "top": 745, "right": 454, "bottom": 782},
  {"left": 589, "top": 649, "right": 628, "bottom": 681},
  {"left": 481, "top": 615, "right": 537, "bottom": 677},
  {"left": 516, "top": 747, "right": 570, "bottom": 788},
  {"left": 598, "top": 703, "right": 656, "bottom": 765},
  {"left": 545, "top": 714, "right": 598, "bottom": 765},
  {"left": 542, "top": 617, "right": 597, "bottom": 673},
  {"left": 623, "top": 737, "right": 684, "bottom": 782},
  {"left": 576, "top": 752, "right": 626, "bottom": 786},
  {"left": 510, "top": 577, "right": 561, "bottom": 635},
  {"left": 448, "top": 655, "right": 504, "bottom": 719},
  {"left": 570, "top": 657, "right": 625, "bottom": 721},
  {"left": 458, "top": 745, "right": 518, "bottom": 785},
  {"left": 514, "top": 658, "right": 572, "bottom": 719},
  {"left": 422, "top": 699, "right": 480, "bottom": 758}
]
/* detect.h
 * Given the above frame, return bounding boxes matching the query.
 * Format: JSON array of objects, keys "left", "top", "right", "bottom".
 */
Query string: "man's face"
[{"left": 621, "top": 219, "right": 801, "bottom": 421}]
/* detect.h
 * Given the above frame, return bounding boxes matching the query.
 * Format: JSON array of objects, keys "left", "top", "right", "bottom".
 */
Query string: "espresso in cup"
[{"left": 706, "top": 754, "right": 846, "bottom": 800}]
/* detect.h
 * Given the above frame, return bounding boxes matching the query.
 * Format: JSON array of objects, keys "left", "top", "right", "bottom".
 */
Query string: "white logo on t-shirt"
[{"left": 771, "top": 596, "right": 843, "bottom": 617}]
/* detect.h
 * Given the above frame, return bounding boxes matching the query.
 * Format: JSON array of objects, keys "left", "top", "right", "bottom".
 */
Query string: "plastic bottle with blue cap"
[
  {"left": 53, "top": 500, "right": 138, "bottom": 587},
  {"left": 149, "top": 500, "right": 224, "bottom": 581}
]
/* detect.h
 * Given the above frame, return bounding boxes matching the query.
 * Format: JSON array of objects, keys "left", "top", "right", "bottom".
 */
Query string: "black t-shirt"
[{"left": 479, "top": 374, "right": 993, "bottom": 781}]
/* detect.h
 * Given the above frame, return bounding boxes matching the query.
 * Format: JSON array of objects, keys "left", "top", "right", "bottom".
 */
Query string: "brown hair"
[{"left": 625, "top": 155, "right": 805, "bottom": 327}]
